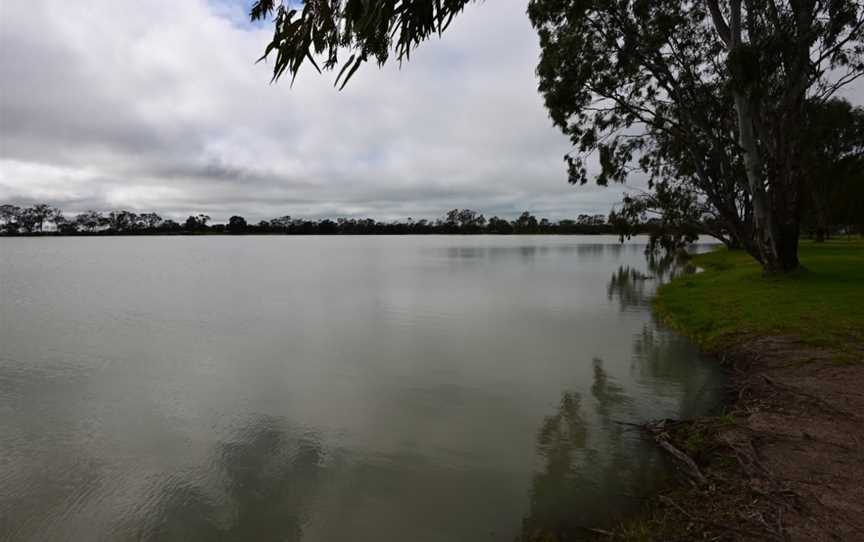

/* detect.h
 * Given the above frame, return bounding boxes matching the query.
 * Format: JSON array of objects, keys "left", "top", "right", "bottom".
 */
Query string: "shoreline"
[{"left": 610, "top": 241, "right": 864, "bottom": 541}]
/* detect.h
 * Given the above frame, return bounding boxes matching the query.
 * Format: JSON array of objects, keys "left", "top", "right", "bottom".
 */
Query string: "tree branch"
[{"left": 706, "top": 0, "right": 732, "bottom": 47}]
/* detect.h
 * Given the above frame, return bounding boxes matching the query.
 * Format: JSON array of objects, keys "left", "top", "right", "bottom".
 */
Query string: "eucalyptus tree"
[
  {"left": 16, "top": 208, "right": 40, "bottom": 233},
  {"left": 251, "top": 1, "right": 864, "bottom": 273},
  {"left": 53, "top": 213, "right": 79, "bottom": 234},
  {"left": 0, "top": 204, "right": 20, "bottom": 232},
  {"left": 228, "top": 215, "right": 249, "bottom": 232},
  {"left": 270, "top": 215, "right": 293, "bottom": 232},
  {"left": 486, "top": 216, "right": 515, "bottom": 234},
  {"left": 184, "top": 214, "right": 211, "bottom": 231},
  {"left": 107, "top": 210, "right": 140, "bottom": 232},
  {"left": 139, "top": 212, "right": 164, "bottom": 230},
  {"left": 527, "top": 0, "right": 864, "bottom": 272},
  {"left": 514, "top": 211, "right": 540, "bottom": 233},
  {"left": 443, "top": 208, "right": 487, "bottom": 232},
  {"left": 28, "top": 203, "right": 59, "bottom": 232},
  {"left": 75, "top": 210, "right": 106, "bottom": 232}
]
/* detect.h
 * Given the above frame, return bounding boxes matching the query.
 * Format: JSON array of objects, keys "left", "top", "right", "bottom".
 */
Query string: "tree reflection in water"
[
  {"left": 520, "top": 252, "right": 718, "bottom": 541},
  {"left": 520, "top": 358, "right": 667, "bottom": 541},
  {"left": 136, "top": 416, "right": 324, "bottom": 542},
  {"left": 608, "top": 250, "right": 722, "bottom": 419},
  {"left": 607, "top": 266, "right": 653, "bottom": 310},
  {"left": 607, "top": 252, "right": 696, "bottom": 312}
]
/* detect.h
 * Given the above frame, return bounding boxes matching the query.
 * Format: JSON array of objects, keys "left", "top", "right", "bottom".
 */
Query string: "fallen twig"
[{"left": 655, "top": 437, "right": 708, "bottom": 487}]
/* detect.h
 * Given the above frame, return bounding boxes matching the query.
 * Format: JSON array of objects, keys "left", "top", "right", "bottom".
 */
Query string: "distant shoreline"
[{"left": 0, "top": 206, "right": 665, "bottom": 237}]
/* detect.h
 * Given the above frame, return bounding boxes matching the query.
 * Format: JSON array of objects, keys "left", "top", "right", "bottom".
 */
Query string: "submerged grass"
[{"left": 654, "top": 238, "right": 864, "bottom": 352}]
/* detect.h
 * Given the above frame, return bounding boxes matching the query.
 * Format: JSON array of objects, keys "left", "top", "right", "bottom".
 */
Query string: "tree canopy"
[{"left": 801, "top": 98, "right": 864, "bottom": 240}]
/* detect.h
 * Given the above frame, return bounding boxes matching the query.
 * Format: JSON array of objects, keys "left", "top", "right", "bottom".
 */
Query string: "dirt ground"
[{"left": 627, "top": 336, "right": 864, "bottom": 541}]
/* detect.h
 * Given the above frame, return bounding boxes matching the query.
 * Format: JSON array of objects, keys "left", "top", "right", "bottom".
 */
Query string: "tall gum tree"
[
  {"left": 528, "top": 0, "right": 864, "bottom": 273},
  {"left": 250, "top": 0, "right": 864, "bottom": 274},
  {"left": 712, "top": 0, "right": 864, "bottom": 270}
]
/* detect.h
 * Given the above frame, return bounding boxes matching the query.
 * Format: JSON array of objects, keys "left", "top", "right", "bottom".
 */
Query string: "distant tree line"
[
  {"left": 0, "top": 206, "right": 630, "bottom": 236},
  {"left": 3, "top": 202, "right": 858, "bottom": 243}
]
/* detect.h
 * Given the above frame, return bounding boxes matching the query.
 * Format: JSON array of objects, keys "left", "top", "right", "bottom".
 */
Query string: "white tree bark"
[{"left": 707, "top": 0, "right": 780, "bottom": 269}]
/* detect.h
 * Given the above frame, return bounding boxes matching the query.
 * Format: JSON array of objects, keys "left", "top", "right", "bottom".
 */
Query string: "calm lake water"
[{"left": 0, "top": 236, "right": 722, "bottom": 541}]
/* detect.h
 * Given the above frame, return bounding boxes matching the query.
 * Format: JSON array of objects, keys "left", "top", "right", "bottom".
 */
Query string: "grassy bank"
[{"left": 655, "top": 239, "right": 864, "bottom": 354}]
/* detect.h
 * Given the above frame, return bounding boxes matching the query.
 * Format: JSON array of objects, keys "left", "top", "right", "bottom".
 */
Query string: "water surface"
[{"left": 0, "top": 236, "right": 722, "bottom": 541}]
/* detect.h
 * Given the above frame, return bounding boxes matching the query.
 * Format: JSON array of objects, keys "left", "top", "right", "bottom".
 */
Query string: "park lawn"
[{"left": 655, "top": 238, "right": 864, "bottom": 354}]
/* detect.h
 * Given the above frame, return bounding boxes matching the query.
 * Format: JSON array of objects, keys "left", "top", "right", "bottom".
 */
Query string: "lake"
[{"left": 0, "top": 236, "right": 723, "bottom": 541}]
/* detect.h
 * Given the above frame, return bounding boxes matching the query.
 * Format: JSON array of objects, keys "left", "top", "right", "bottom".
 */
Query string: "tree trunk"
[
  {"left": 731, "top": 92, "right": 793, "bottom": 272},
  {"left": 815, "top": 228, "right": 826, "bottom": 242},
  {"left": 771, "top": 218, "right": 800, "bottom": 272},
  {"left": 714, "top": 0, "right": 802, "bottom": 274}
]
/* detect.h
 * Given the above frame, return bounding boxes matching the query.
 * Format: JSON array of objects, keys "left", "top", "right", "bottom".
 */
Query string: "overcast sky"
[{"left": 1, "top": 2, "right": 862, "bottom": 223}]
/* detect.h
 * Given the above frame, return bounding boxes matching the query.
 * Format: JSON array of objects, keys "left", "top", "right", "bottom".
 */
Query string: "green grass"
[{"left": 654, "top": 238, "right": 864, "bottom": 351}]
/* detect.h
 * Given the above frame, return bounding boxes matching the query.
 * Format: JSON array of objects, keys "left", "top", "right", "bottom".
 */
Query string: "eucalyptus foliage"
[{"left": 250, "top": 0, "right": 472, "bottom": 88}]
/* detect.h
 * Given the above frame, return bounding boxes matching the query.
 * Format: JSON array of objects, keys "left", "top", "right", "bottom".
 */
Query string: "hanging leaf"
[{"left": 253, "top": 0, "right": 475, "bottom": 88}]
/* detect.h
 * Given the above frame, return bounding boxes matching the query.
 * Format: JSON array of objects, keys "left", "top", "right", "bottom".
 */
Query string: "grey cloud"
[{"left": 0, "top": 0, "right": 617, "bottom": 221}]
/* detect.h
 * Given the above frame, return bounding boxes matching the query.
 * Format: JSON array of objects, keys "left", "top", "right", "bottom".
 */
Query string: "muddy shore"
[{"left": 610, "top": 335, "right": 864, "bottom": 541}]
